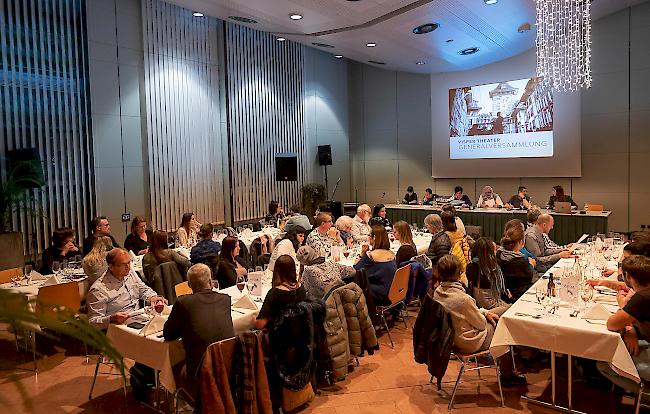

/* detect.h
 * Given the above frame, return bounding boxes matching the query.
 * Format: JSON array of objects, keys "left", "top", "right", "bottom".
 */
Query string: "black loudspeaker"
[
  {"left": 275, "top": 153, "right": 298, "bottom": 181},
  {"left": 6, "top": 148, "right": 44, "bottom": 189},
  {"left": 318, "top": 145, "right": 332, "bottom": 166}
]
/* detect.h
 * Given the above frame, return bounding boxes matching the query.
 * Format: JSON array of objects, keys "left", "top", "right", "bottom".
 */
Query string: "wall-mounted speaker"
[
  {"left": 275, "top": 153, "right": 297, "bottom": 181},
  {"left": 318, "top": 145, "right": 332, "bottom": 166}
]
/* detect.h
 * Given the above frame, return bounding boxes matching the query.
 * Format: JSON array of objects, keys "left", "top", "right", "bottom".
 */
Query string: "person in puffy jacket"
[{"left": 424, "top": 214, "right": 451, "bottom": 266}]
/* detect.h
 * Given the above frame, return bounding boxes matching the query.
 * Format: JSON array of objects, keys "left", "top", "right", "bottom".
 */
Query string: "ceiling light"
[
  {"left": 459, "top": 47, "right": 479, "bottom": 55},
  {"left": 276, "top": 37, "right": 286, "bottom": 42},
  {"left": 334, "top": 55, "right": 343, "bottom": 59},
  {"left": 416, "top": 61, "right": 426, "bottom": 65},
  {"left": 192, "top": 12, "right": 204, "bottom": 17},
  {"left": 366, "top": 42, "right": 376, "bottom": 47},
  {"left": 229, "top": 16, "right": 257, "bottom": 24},
  {"left": 368, "top": 60, "right": 385, "bottom": 65},
  {"left": 312, "top": 42, "right": 334, "bottom": 48},
  {"left": 412, "top": 23, "right": 439, "bottom": 35},
  {"left": 484, "top": 0, "right": 498, "bottom": 4},
  {"left": 289, "top": 13, "right": 303, "bottom": 20}
]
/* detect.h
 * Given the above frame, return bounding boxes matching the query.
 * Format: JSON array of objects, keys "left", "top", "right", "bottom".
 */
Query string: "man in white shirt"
[
  {"left": 477, "top": 186, "right": 504, "bottom": 208},
  {"left": 351, "top": 204, "right": 372, "bottom": 243}
]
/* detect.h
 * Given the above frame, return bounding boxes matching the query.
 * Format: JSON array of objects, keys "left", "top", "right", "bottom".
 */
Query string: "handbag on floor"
[{"left": 281, "top": 383, "right": 315, "bottom": 412}]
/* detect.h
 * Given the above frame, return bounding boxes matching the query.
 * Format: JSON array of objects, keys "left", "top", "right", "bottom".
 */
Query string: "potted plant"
[
  {"left": 0, "top": 159, "right": 45, "bottom": 270},
  {"left": 302, "top": 183, "right": 326, "bottom": 224}
]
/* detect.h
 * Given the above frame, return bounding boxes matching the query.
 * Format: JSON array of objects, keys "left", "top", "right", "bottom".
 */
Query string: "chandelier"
[{"left": 535, "top": 0, "right": 592, "bottom": 91}]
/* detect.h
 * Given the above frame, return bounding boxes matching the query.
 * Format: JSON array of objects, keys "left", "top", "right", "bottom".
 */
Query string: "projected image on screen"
[{"left": 449, "top": 77, "right": 553, "bottom": 159}]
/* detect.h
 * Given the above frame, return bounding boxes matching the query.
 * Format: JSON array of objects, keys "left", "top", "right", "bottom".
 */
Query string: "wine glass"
[
  {"left": 580, "top": 284, "right": 594, "bottom": 312},
  {"left": 144, "top": 298, "right": 154, "bottom": 317},
  {"left": 52, "top": 261, "right": 61, "bottom": 276},
  {"left": 236, "top": 274, "right": 246, "bottom": 294},
  {"left": 255, "top": 266, "right": 263, "bottom": 273},
  {"left": 536, "top": 284, "right": 548, "bottom": 314},
  {"left": 61, "top": 260, "right": 69, "bottom": 278},
  {"left": 23, "top": 264, "right": 33, "bottom": 285},
  {"left": 153, "top": 298, "right": 165, "bottom": 315},
  {"left": 343, "top": 249, "right": 350, "bottom": 259}
]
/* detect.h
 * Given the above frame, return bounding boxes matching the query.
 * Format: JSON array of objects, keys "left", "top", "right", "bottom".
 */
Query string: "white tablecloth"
[{"left": 489, "top": 258, "right": 639, "bottom": 383}]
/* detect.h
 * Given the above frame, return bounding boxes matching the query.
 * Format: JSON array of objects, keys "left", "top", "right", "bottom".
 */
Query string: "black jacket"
[
  {"left": 497, "top": 249, "right": 537, "bottom": 302},
  {"left": 426, "top": 231, "right": 451, "bottom": 266},
  {"left": 214, "top": 256, "right": 250, "bottom": 289},
  {"left": 163, "top": 290, "right": 234, "bottom": 378},
  {"left": 413, "top": 294, "right": 455, "bottom": 389}
]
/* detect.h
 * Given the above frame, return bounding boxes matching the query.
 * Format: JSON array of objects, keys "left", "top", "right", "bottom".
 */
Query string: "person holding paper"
[
  {"left": 524, "top": 214, "right": 572, "bottom": 273},
  {"left": 596, "top": 255, "right": 650, "bottom": 397},
  {"left": 163, "top": 264, "right": 234, "bottom": 393},
  {"left": 505, "top": 186, "right": 531, "bottom": 210}
]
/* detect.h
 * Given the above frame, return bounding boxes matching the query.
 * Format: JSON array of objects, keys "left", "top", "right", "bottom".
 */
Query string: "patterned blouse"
[
  {"left": 302, "top": 261, "right": 356, "bottom": 298},
  {"left": 176, "top": 227, "right": 198, "bottom": 248},
  {"left": 306, "top": 231, "right": 334, "bottom": 258}
]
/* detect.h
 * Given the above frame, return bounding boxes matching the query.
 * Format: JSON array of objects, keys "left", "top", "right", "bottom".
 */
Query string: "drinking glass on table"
[
  {"left": 52, "top": 261, "right": 61, "bottom": 276},
  {"left": 61, "top": 260, "right": 69, "bottom": 277},
  {"left": 255, "top": 266, "right": 263, "bottom": 273},
  {"left": 580, "top": 284, "right": 594, "bottom": 312},
  {"left": 144, "top": 298, "right": 154, "bottom": 317},
  {"left": 536, "top": 284, "right": 548, "bottom": 313},
  {"left": 23, "top": 264, "right": 33, "bottom": 284},
  {"left": 236, "top": 274, "right": 246, "bottom": 294},
  {"left": 153, "top": 298, "right": 165, "bottom": 315}
]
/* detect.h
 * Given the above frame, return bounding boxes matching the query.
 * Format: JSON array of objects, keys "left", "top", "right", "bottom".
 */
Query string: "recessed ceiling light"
[
  {"left": 276, "top": 37, "right": 286, "bottom": 42},
  {"left": 413, "top": 23, "right": 439, "bottom": 35},
  {"left": 366, "top": 42, "right": 376, "bottom": 47},
  {"left": 229, "top": 16, "right": 257, "bottom": 24},
  {"left": 368, "top": 60, "right": 385, "bottom": 65},
  {"left": 459, "top": 47, "right": 480, "bottom": 55},
  {"left": 312, "top": 42, "right": 334, "bottom": 48},
  {"left": 416, "top": 61, "right": 426, "bottom": 65},
  {"left": 334, "top": 55, "right": 343, "bottom": 59},
  {"left": 192, "top": 12, "right": 204, "bottom": 17},
  {"left": 446, "top": 39, "right": 454, "bottom": 43},
  {"left": 484, "top": 0, "right": 498, "bottom": 4},
  {"left": 289, "top": 13, "right": 303, "bottom": 20}
]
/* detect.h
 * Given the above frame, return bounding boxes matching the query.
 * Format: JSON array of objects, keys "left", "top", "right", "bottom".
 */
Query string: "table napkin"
[
  {"left": 583, "top": 303, "right": 612, "bottom": 321},
  {"left": 233, "top": 294, "right": 258, "bottom": 310},
  {"left": 42, "top": 275, "right": 62, "bottom": 286},
  {"left": 30, "top": 271, "right": 46, "bottom": 281},
  {"left": 141, "top": 314, "right": 165, "bottom": 336}
]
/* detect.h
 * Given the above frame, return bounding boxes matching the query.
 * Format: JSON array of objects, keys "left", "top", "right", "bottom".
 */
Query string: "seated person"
[
  {"left": 524, "top": 214, "right": 572, "bottom": 273},
  {"left": 215, "top": 236, "right": 249, "bottom": 289},
  {"left": 403, "top": 186, "right": 418, "bottom": 204},
  {"left": 596, "top": 256, "right": 650, "bottom": 396},
  {"left": 249, "top": 234, "right": 273, "bottom": 268},
  {"left": 82, "top": 236, "right": 113, "bottom": 288},
  {"left": 393, "top": 221, "right": 417, "bottom": 266},
  {"left": 547, "top": 185, "right": 577, "bottom": 210},
  {"left": 297, "top": 245, "right": 355, "bottom": 299},
  {"left": 422, "top": 188, "right": 437, "bottom": 205},
  {"left": 306, "top": 212, "right": 343, "bottom": 258},
  {"left": 269, "top": 227, "right": 305, "bottom": 273},
  {"left": 124, "top": 216, "right": 152, "bottom": 255},
  {"left": 143, "top": 231, "right": 191, "bottom": 284},
  {"left": 335, "top": 215, "right": 354, "bottom": 248},
  {"left": 255, "top": 255, "right": 306, "bottom": 330},
  {"left": 351, "top": 204, "right": 372, "bottom": 243},
  {"left": 477, "top": 186, "right": 504, "bottom": 208},
  {"left": 433, "top": 255, "right": 525, "bottom": 386},
  {"left": 83, "top": 216, "right": 120, "bottom": 256},
  {"left": 87, "top": 248, "right": 166, "bottom": 329},
  {"left": 265, "top": 200, "right": 285, "bottom": 226},
  {"left": 466, "top": 238, "right": 511, "bottom": 314},
  {"left": 284, "top": 204, "right": 312, "bottom": 232},
  {"left": 369, "top": 203, "right": 391, "bottom": 229},
  {"left": 41, "top": 227, "right": 79, "bottom": 274},
  {"left": 163, "top": 263, "right": 234, "bottom": 393},
  {"left": 504, "top": 218, "right": 536, "bottom": 269},
  {"left": 632, "top": 230, "right": 650, "bottom": 244},
  {"left": 447, "top": 186, "right": 472, "bottom": 207},
  {"left": 505, "top": 186, "right": 531, "bottom": 210},
  {"left": 190, "top": 224, "right": 221, "bottom": 263},
  {"left": 353, "top": 225, "right": 397, "bottom": 305},
  {"left": 498, "top": 226, "right": 537, "bottom": 301},
  {"left": 526, "top": 207, "right": 565, "bottom": 252},
  {"left": 424, "top": 213, "right": 451, "bottom": 267},
  {"left": 176, "top": 212, "right": 200, "bottom": 248},
  {"left": 601, "top": 242, "right": 650, "bottom": 278},
  {"left": 442, "top": 204, "right": 466, "bottom": 236}
]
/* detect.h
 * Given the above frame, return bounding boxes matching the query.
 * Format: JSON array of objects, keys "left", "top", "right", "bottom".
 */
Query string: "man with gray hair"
[
  {"left": 524, "top": 213, "right": 572, "bottom": 273},
  {"left": 351, "top": 204, "right": 372, "bottom": 242},
  {"left": 164, "top": 263, "right": 234, "bottom": 388}
]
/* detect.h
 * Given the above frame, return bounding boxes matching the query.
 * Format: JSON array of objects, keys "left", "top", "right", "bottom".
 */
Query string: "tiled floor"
[{"left": 0, "top": 320, "right": 641, "bottom": 413}]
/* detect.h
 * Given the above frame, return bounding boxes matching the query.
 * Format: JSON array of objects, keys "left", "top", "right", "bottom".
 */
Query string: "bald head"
[
  {"left": 106, "top": 248, "right": 131, "bottom": 280},
  {"left": 187, "top": 263, "right": 213, "bottom": 292},
  {"left": 536, "top": 213, "right": 554, "bottom": 233}
]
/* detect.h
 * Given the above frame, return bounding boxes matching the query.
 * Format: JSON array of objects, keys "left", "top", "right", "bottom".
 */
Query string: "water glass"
[
  {"left": 23, "top": 264, "right": 33, "bottom": 284},
  {"left": 52, "top": 261, "right": 61, "bottom": 276}
]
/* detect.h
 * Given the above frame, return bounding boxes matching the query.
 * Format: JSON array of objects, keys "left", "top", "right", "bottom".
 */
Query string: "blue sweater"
[{"left": 354, "top": 254, "right": 397, "bottom": 305}]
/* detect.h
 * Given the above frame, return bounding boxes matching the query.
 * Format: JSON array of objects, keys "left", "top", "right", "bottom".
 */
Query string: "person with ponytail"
[
  {"left": 498, "top": 226, "right": 538, "bottom": 301},
  {"left": 465, "top": 237, "right": 511, "bottom": 315}
]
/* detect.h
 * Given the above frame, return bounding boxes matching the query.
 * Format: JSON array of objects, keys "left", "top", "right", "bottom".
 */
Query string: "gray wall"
[{"left": 349, "top": 3, "right": 650, "bottom": 233}]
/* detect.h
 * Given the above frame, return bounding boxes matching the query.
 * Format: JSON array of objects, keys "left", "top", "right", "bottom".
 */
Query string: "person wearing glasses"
[
  {"left": 351, "top": 204, "right": 372, "bottom": 243},
  {"left": 306, "top": 212, "right": 343, "bottom": 258},
  {"left": 82, "top": 216, "right": 120, "bottom": 257},
  {"left": 505, "top": 186, "right": 531, "bottom": 210}
]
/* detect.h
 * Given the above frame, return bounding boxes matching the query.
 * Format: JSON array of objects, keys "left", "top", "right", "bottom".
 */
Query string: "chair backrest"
[
  {"left": 37, "top": 281, "right": 81, "bottom": 318},
  {"left": 585, "top": 203, "right": 604, "bottom": 212},
  {"left": 152, "top": 261, "right": 184, "bottom": 304},
  {"left": 387, "top": 263, "right": 411, "bottom": 305},
  {"left": 174, "top": 280, "right": 193, "bottom": 297},
  {"left": 465, "top": 225, "right": 482, "bottom": 240},
  {"left": 0, "top": 267, "right": 22, "bottom": 284}
]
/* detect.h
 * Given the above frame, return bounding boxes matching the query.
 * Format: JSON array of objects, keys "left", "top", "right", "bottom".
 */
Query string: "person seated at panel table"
[
  {"left": 524, "top": 213, "right": 572, "bottom": 273},
  {"left": 176, "top": 212, "right": 201, "bottom": 249},
  {"left": 143, "top": 230, "right": 191, "bottom": 284},
  {"left": 82, "top": 236, "right": 113, "bottom": 288},
  {"left": 269, "top": 226, "right": 305, "bottom": 274},
  {"left": 335, "top": 215, "right": 354, "bottom": 248},
  {"left": 503, "top": 219, "right": 536, "bottom": 269},
  {"left": 466, "top": 237, "right": 511, "bottom": 315},
  {"left": 447, "top": 186, "right": 473, "bottom": 207},
  {"left": 163, "top": 263, "right": 234, "bottom": 395},
  {"left": 353, "top": 225, "right": 397, "bottom": 305},
  {"left": 215, "top": 236, "right": 249, "bottom": 289},
  {"left": 594, "top": 255, "right": 650, "bottom": 399},
  {"left": 422, "top": 188, "right": 438, "bottom": 205},
  {"left": 402, "top": 186, "right": 418, "bottom": 204},
  {"left": 283, "top": 204, "right": 312, "bottom": 232},
  {"left": 497, "top": 225, "right": 537, "bottom": 302},
  {"left": 306, "top": 212, "right": 343, "bottom": 258},
  {"left": 41, "top": 227, "right": 79, "bottom": 274},
  {"left": 546, "top": 185, "right": 578, "bottom": 210},
  {"left": 82, "top": 216, "right": 120, "bottom": 256},
  {"left": 351, "top": 204, "right": 372, "bottom": 243},
  {"left": 424, "top": 214, "right": 451, "bottom": 269},
  {"left": 255, "top": 255, "right": 307, "bottom": 330},
  {"left": 297, "top": 245, "right": 355, "bottom": 299},
  {"left": 477, "top": 186, "right": 504, "bottom": 208},
  {"left": 369, "top": 203, "right": 392, "bottom": 229},
  {"left": 392, "top": 221, "right": 417, "bottom": 266},
  {"left": 441, "top": 204, "right": 466, "bottom": 236},
  {"left": 433, "top": 254, "right": 526, "bottom": 386},
  {"left": 265, "top": 200, "right": 285, "bottom": 226},
  {"left": 124, "top": 216, "right": 152, "bottom": 255},
  {"left": 505, "top": 186, "right": 531, "bottom": 210}
]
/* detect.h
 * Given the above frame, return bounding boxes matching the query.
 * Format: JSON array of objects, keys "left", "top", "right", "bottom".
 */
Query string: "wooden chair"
[
  {"left": 585, "top": 203, "right": 604, "bottom": 212},
  {"left": 376, "top": 263, "right": 411, "bottom": 348},
  {"left": 174, "top": 281, "right": 193, "bottom": 298},
  {"left": 37, "top": 281, "right": 82, "bottom": 319},
  {"left": 0, "top": 267, "right": 22, "bottom": 284},
  {"left": 448, "top": 349, "right": 504, "bottom": 410}
]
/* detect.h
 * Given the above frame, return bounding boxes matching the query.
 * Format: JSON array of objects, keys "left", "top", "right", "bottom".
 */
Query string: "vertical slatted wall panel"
[
  {"left": 225, "top": 23, "right": 306, "bottom": 223},
  {"left": 141, "top": 0, "right": 224, "bottom": 231},
  {"left": 0, "top": 0, "right": 94, "bottom": 255}
]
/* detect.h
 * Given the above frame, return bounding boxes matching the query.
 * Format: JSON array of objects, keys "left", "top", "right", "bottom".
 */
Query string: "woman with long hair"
[
  {"left": 465, "top": 237, "right": 510, "bottom": 315},
  {"left": 547, "top": 185, "right": 577, "bottom": 210},
  {"left": 215, "top": 236, "right": 249, "bottom": 289},
  {"left": 250, "top": 234, "right": 274, "bottom": 268},
  {"left": 392, "top": 220, "right": 416, "bottom": 265},
  {"left": 369, "top": 203, "right": 391, "bottom": 228},
  {"left": 255, "top": 254, "right": 306, "bottom": 329},
  {"left": 124, "top": 216, "right": 152, "bottom": 255},
  {"left": 353, "top": 225, "right": 397, "bottom": 305},
  {"left": 142, "top": 230, "right": 190, "bottom": 283},
  {"left": 176, "top": 212, "right": 200, "bottom": 248},
  {"left": 268, "top": 226, "right": 305, "bottom": 273},
  {"left": 498, "top": 226, "right": 537, "bottom": 301},
  {"left": 82, "top": 236, "right": 113, "bottom": 287}
]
